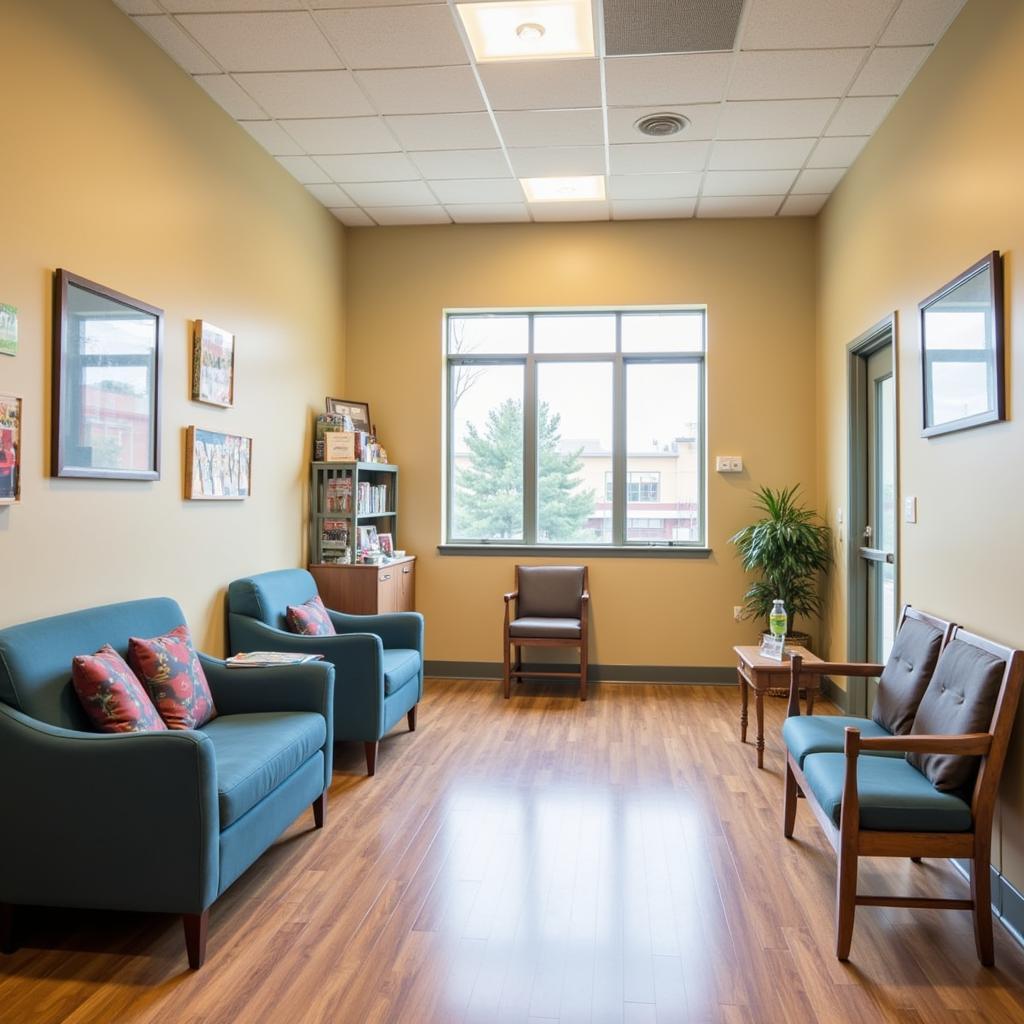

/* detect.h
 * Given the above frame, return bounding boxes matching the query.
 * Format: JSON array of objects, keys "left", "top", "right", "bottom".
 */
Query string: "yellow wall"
[
  {"left": 816, "top": 0, "right": 1024, "bottom": 884},
  {"left": 0, "top": 0, "right": 346, "bottom": 650},
  {"left": 345, "top": 219, "right": 818, "bottom": 669}
]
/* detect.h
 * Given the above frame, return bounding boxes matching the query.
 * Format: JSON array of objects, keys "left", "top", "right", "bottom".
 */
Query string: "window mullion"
[
  {"left": 612, "top": 319, "right": 626, "bottom": 546},
  {"left": 523, "top": 320, "right": 538, "bottom": 544}
]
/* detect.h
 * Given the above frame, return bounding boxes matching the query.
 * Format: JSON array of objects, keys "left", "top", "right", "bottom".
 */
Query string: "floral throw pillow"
[
  {"left": 72, "top": 644, "right": 168, "bottom": 734},
  {"left": 286, "top": 595, "right": 336, "bottom": 637},
  {"left": 128, "top": 625, "right": 217, "bottom": 730}
]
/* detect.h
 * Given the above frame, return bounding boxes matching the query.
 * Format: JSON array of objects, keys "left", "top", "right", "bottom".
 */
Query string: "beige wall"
[
  {"left": 0, "top": 0, "right": 346, "bottom": 650},
  {"left": 345, "top": 219, "right": 818, "bottom": 669},
  {"left": 816, "top": 0, "right": 1024, "bottom": 885}
]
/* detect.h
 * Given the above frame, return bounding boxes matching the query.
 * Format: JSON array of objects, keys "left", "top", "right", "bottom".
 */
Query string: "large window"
[{"left": 445, "top": 309, "right": 705, "bottom": 549}]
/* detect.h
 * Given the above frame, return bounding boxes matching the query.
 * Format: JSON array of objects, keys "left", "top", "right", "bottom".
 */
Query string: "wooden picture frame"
[
  {"left": 325, "top": 397, "right": 371, "bottom": 434},
  {"left": 184, "top": 426, "right": 252, "bottom": 500},
  {"left": 0, "top": 393, "right": 22, "bottom": 505},
  {"left": 920, "top": 251, "right": 1005, "bottom": 438},
  {"left": 191, "top": 320, "right": 235, "bottom": 407},
  {"left": 52, "top": 269, "right": 162, "bottom": 480}
]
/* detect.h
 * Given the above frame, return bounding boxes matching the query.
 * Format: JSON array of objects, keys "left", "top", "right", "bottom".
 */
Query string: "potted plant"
[{"left": 730, "top": 485, "right": 832, "bottom": 649}]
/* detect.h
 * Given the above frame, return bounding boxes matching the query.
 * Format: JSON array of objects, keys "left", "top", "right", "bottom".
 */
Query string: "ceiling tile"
[
  {"left": 306, "top": 183, "right": 353, "bottom": 205},
  {"left": 850, "top": 46, "right": 930, "bottom": 95},
  {"left": 312, "top": 0, "right": 446, "bottom": 6},
  {"left": 702, "top": 169, "right": 798, "bottom": 196},
  {"left": 728, "top": 49, "right": 866, "bottom": 101},
  {"left": 608, "top": 173, "right": 702, "bottom": 200},
  {"left": 609, "top": 142, "right": 709, "bottom": 174},
  {"left": 113, "top": 0, "right": 162, "bottom": 12},
  {"left": 709, "top": 138, "right": 815, "bottom": 170},
  {"left": 343, "top": 180, "right": 438, "bottom": 206},
  {"left": 612, "top": 198, "right": 697, "bottom": 220},
  {"left": 479, "top": 59, "right": 601, "bottom": 111},
  {"left": 176, "top": 13, "right": 340, "bottom": 72},
  {"left": 316, "top": 153, "right": 420, "bottom": 182},
  {"left": 316, "top": 7, "right": 467, "bottom": 69},
  {"left": 825, "top": 95, "right": 895, "bottom": 135},
  {"left": 132, "top": 16, "right": 219, "bottom": 74},
  {"left": 806, "top": 135, "right": 868, "bottom": 167},
  {"left": 529, "top": 201, "right": 610, "bottom": 222},
  {"left": 193, "top": 74, "right": 265, "bottom": 118},
  {"left": 717, "top": 99, "right": 837, "bottom": 139},
  {"left": 697, "top": 196, "right": 781, "bottom": 217},
  {"left": 276, "top": 156, "right": 331, "bottom": 184},
  {"left": 365, "top": 206, "right": 452, "bottom": 225},
  {"left": 495, "top": 109, "right": 604, "bottom": 148},
  {"left": 507, "top": 146, "right": 605, "bottom": 177},
  {"left": 780, "top": 194, "right": 829, "bottom": 215},
  {"left": 741, "top": 0, "right": 896, "bottom": 49},
  {"left": 233, "top": 71, "right": 373, "bottom": 119},
  {"left": 357, "top": 67, "right": 485, "bottom": 115},
  {"left": 792, "top": 167, "right": 846, "bottom": 193},
  {"left": 429, "top": 179, "right": 524, "bottom": 204},
  {"left": 164, "top": 0, "right": 305, "bottom": 10},
  {"left": 604, "top": 54, "right": 732, "bottom": 107},
  {"left": 880, "top": 0, "right": 965, "bottom": 45},
  {"left": 385, "top": 112, "right": 499, "bottom": 151},
  {"left": 410, "top": 149, "right": 510, "bottom": 179},
  {"left": 331, "top": 207, "right": 375, "bottom": 226},
  {"left": 607, "top": 105, "right": 720, "bottom": 144},
  {"left": 447, "top": 204, "right": 530, "bottom": 223},
  {"left": 279, "top": 117, "right": 400, "bottom": 155},
  {"left": 240, "top": 120, "right": 304, "bottom": 155}
]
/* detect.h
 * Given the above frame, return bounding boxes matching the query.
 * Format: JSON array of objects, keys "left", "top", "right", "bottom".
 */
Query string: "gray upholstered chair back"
[
  {"left": 517, "top": 566, "right": 585, "bottom": 619},
  {"left": 872, "top": 615, "right": 946, "bottom": 735}
]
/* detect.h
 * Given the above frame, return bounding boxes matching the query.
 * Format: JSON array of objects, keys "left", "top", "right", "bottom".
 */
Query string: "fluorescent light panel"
[
  {"left": 520, "top": 175, "right": 605, "bottom": 202},
  {"left": 457, "top": 0, "right": 595, "bottom": 62}
]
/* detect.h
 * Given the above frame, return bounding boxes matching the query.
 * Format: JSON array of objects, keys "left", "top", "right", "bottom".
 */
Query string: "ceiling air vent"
[
  {"left": 604, "top": 0, "right": 744, "bottom": 56},
  {"left": 634, "top": 112, "right": 689, "bottom": 138}
]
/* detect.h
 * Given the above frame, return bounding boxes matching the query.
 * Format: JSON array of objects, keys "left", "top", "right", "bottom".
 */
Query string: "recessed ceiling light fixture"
[
  {"left": 634, "top": 112, "right": 690, "bottom": 138},
  {"left": 520, "top": 175, "right": 605, "bottom": 203},
  {"left": 457, "top": 0, "right": 595, "bottom": 62}
]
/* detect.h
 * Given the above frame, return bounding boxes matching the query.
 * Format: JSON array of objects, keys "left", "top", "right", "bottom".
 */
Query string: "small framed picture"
[
  {"left": 185, "top": 427, "right": 252, "bottom": 500},
  {"left": 356, "top": 524, "right": 379, "bottom": 553},
  {"left": 192, "top": 320, "right": 235, "bottom": 407},
  {"left": 326, "top": 397, "right": 371, "bottom": 434},
  {"left": 0, "top": 393, "right": 22, "bottom": 505},
  {"left": 378, "top": 532, "right": 394, "bottom": 556}
]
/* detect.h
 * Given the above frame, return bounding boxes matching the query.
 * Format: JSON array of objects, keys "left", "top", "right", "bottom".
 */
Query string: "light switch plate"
[
  {"left": 715, "top": 455, "right": 743, "bottom": 473},
  {"left": 904, "top": 496, "right": 917, "bottom": 524}
]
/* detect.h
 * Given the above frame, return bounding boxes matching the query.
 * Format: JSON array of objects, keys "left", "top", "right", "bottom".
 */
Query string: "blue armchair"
[
  {"left": 0, "top": 598, "right": 333, "bottom": 970},
  {"left": 227, "top": 569, "right": 424, "bottom": 776}
]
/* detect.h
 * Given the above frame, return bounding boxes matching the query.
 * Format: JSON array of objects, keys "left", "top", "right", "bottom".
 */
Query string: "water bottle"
[{"left": 769, "top": 599, "right": 787, "bottom": 639}]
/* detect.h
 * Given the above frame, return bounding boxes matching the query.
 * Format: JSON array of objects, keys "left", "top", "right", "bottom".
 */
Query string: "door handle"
[
  {"left": 402, "top": 568, "right": 411, "bottom": 574},
  {"left": 859, "top": 547, "right": 894, "bottom": 564},
  {"left": 380, "top": 573, "right": 391, "bottom": 581}
]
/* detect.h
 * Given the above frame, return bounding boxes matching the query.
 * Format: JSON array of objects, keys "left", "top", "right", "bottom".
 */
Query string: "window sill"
[{"left": 437, "top": 544, "right": 712, "bottom": 559}]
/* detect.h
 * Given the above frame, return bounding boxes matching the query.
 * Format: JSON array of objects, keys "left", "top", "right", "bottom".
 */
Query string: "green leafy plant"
[{"left": 730, "top": 485, "right": 832, "bottom": 634}]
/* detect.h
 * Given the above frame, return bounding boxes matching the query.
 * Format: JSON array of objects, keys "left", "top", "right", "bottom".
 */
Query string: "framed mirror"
[
  {"left": 919, "top": 251, "right": 1004, "bottom": 438},
  {"left": 52, "top": 270, "right": 162, "bottom": 479}
]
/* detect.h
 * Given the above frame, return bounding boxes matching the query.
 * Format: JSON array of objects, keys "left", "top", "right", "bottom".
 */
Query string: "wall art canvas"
[
  {"left": 185, "top": 426, "right": 251, "bottom": 500},
  {"left": 191, "top": 320, "right": 235, "bottom": 407},
  {"left": 0, "top": 304, "right": 17, "bottom": 356},
  {"left": 0, "top": 394, "right": 22, "bottom": 504}
]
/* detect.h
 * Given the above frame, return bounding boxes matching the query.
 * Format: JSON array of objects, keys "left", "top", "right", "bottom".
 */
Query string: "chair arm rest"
[
  {"left": 858, "top": 732, "right": 992, "bottom": 756},
  {"left": 503, "top": 591, "right": 518, "bottom": 603},
  {"left": 200, "top": 653, "right": 335, "bottom": 721},
  {"left": 328, "top": 610, "right": 424, "bottom": 653},
  {"left": 794, "top": 661, "right": 886, "bottom": 678},
  {"left": 0, "top": 704, "right": 219, "bottom": 914}
]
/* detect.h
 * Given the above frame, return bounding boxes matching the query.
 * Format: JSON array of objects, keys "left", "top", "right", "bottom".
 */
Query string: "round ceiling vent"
[{"left": 634, "top": 112, "right": 689, "bottom": 138}]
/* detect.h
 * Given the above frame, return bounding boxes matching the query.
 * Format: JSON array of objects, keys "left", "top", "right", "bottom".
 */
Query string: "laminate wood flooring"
[{"left": 3, "top": 679, "right": 1024, "bottom": 1024}]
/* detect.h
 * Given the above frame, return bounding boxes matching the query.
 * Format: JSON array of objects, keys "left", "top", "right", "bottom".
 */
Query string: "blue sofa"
[
  {"left": 0, "top": 598, "right": 334, "bottom": 969},
  {"left": 227, "top": 569, "right": 423, "bottom": 776}
]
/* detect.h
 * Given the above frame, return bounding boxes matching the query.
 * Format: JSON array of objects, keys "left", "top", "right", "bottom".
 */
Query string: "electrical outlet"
[
  {"left": 716, "top": 456, "right": 743, "bottom": 473},
  {"left": 733, "top": 606, "right": 743, "bottom": 622},
  {"left": 729, "top": 457, "right": 743, "bottom": 472}
]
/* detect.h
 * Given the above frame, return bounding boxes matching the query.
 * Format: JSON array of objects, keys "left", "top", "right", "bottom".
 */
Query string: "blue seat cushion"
[
  {"left": 200, "top": 712, "right": 326, "bottom": 827},
  {"left": 782, "top": 715, "right": 900, "bottom": 768},
  {"left": 383, "top": 649, "right": 421, "bottom": 696},
  {"left": 802, "top": 752, "right": 973, "bottom": 833}
]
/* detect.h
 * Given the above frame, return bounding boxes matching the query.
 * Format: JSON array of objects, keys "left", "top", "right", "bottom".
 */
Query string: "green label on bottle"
[{"left": 769, "top": 613, "right": 786, "bottom": 637}]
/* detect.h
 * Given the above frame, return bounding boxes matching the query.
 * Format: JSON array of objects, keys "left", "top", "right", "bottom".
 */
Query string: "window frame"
[{"left": 443, "top": 307, "right": 708, "bottom": 555}]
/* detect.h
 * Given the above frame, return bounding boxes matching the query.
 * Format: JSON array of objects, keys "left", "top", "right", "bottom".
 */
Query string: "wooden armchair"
[{"left": 502, "top": 565, "right": 589, "bottom": 701}]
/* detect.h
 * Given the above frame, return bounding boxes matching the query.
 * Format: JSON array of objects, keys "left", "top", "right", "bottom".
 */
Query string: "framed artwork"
[
  {"left": 356, "top": 524, "right": 379, "bottom": 552},
  {"left": 0, "top": 304, "right": 17, "bottom": 357},
  {"left": 185, "top": 426, "right": 252, "bottom": 500},
  {"left": 191, "top": 320, "right": 235, "bottom": 407},
  {"left": 0, "top": 394, "right": 22, "bottom": 505},
  {"left": 920, "top": 251, "right": 1005, "bottom": 438},
  {"left": 52, "top": 269, "right": 162, "bottom": 480},
  {"left": 378, "top": 532, "right": 394, "bottom": 556},
  {"left": 326, "top": 397, "right": 371, "bottom": 434}
]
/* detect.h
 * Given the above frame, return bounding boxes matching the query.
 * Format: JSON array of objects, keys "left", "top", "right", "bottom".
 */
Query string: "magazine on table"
[{"left": 225, "top": 652, "right": 325, "bottom": 669}]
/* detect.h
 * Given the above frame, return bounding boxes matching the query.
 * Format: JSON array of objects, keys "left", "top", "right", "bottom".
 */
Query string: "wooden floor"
[{"left": 4, "top": 680, "right": 1024, "bottom": 1024}]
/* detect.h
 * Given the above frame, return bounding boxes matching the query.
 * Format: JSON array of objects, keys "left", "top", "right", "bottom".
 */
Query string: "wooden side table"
[{"left": 734, "top": 645, "right": 822, "bottom": 768}]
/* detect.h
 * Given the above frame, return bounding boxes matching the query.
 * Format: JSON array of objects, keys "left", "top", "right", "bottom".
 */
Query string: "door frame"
[{"left": 846, "top": 314, "right": 900, "bottom": 714}]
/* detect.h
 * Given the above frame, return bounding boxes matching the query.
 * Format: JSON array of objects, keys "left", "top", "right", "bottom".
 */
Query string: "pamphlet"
[{"left": 225, "top": 652, "right": 324, "bottom": 668}]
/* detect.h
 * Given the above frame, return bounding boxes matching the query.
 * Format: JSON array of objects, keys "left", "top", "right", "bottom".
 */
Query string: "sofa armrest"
[
  {"left": 0, "top": 704, "right": 219, "bottom": 915},
  {"left": 327, "top": 610, "right": 424, "bottom": 653}
]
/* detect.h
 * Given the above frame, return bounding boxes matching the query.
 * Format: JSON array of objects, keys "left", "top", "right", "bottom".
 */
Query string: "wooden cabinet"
[{"left": 310, "top": 557, "right": 415, "bottom": 615}]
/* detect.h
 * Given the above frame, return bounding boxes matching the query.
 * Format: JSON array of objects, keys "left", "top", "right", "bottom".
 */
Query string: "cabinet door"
[
  {"left": 377, "top": 569, "right": 397, "bottom": 613},
  {"left": 398, "top": 562, "right": 415, "bottom": 611}
]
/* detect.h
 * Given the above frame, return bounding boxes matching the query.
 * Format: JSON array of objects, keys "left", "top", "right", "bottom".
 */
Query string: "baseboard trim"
[
  {"left": 424, "top": 660, "right": 735, "bottom": 684},
  {"left": 950, "top": 859, "right": 1024, "bottom": 951}
]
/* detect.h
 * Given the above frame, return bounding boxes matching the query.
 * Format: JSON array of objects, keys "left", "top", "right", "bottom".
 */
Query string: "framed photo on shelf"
[
  {"left": 0, "top": 393, "right": 22, "bottom": 505},
  {"left": 326, "top": 397, "right": 371, "bottom": 434},
  {"left": 356, "top": 524, "right": 379, "bottom": 553},
  {"left": 185, "top": 426, "right": 252, "bottom": 500},
  {"left": 52, "top": 269, "right": 162, "bottom": 480},
  {"left": 378, "top": 532, "right": 394, "bottom": 557},
  {"left": 191, "top": 320, "right": 235, "bottom": 407}
]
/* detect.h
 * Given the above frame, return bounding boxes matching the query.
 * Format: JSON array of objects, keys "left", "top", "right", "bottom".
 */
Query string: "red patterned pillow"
[
  {"left": 286, "top": 595, "right": 336, "bottom": 637},
  {"left": 128, "top": 625, "right": 217, "bottom": 730},
  {"left": 72, "top": 644, "right": 168, "bottom": 734}
]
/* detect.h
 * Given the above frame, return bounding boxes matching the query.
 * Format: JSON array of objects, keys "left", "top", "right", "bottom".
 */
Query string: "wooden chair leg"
[
  {"left": 580, "top": 642, "right": 588, "bottom": 702},
  {"left": 972, "top": 845, "right": 995, "bottom": 966},
  {"left": 407, "top": 705, "right": 417, "bottom": 731},
  {"left": 312, "top": 793, "right": 325, "bottom": 829},
  {"left": 364, "top": 740, "right": 378, "bottom": 776},
  {"left": 0, "top": 903, "right": 16, "bottom": 955},
  {"left": 783, "top": 759, "right": 799, "bottom": 838},
  {"left": 183, "top": 910, "right": 209, "bottom": 970},
  {"left": 503, "top": 633, "right": 511, "bottom": 700},
  {"left": 835, "top": 845, "right": 858, "bottom": 960},
  {"left": 514, "top": 645, "right": 522, "bottom": 675}
]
